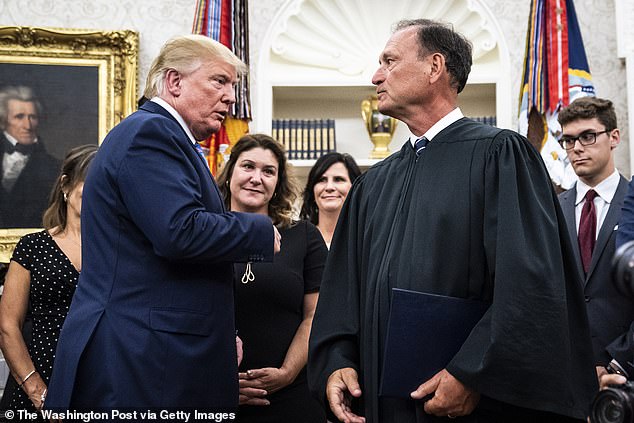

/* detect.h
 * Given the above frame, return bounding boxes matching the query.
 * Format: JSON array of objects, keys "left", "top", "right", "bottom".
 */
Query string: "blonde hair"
[{"left": 144, "top": 35, "right": 247, "bottom": 98}]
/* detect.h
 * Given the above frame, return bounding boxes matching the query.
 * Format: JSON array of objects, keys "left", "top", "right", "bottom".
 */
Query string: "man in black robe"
[{"left": 308, "top": 19, "right": 597, "bottom": 423}]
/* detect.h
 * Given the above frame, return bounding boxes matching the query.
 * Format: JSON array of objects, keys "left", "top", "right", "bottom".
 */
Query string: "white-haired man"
[{"left": 47, "top": 35, "right": 281, "bottom": 414}]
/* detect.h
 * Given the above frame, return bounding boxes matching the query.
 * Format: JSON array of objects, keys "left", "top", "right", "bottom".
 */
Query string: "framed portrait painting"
[{"left": 0, "top": 26, "right": 138, "bottom": 262}]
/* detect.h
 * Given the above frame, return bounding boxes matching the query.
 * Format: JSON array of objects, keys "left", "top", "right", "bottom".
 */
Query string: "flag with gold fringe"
[
  {"left": 518, "top": 0, "right": 594, "bottom": 189},
  {"left": 193, "top": 0, "right": 251, "bottom": 175}
]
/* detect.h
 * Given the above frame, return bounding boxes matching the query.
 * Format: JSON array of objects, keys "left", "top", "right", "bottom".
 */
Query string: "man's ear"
[
  {"left": 164, "top": 69, "right": 182, "bottom": 96},
  {"left": 428, "top": 53, "right": 446, "bottom": 85},
  {"left": 610, "top": 128, "right": 621, "bottom": 150}
]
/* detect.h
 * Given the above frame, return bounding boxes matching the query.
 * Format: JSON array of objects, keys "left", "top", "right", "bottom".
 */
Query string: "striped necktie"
[
  {"left": 415, "top": 137, "right": 429, "bottom": 157},
  {"left": 193, "top": 142, "right": 208, "bottom": 166}
]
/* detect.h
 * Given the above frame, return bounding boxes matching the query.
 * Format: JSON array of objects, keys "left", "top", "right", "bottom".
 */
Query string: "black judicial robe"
[{"left": 307, "top": 118, "right": 597, "bottom": 422}]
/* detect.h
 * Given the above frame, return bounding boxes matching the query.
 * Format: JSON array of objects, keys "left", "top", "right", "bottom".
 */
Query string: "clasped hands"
[
  {"left": 238, "top": 367, "right": 292, "bottom": 406},
  {"left": 326, "top": 367, "right": 479, "bottom": 422}
]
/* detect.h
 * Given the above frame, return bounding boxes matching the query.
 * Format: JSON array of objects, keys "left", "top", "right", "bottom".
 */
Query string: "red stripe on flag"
[
  {"left": 559, "top": 0, "right": 569, "bottom": 107},
  {"left": 219, "top": 0, "right": 232, "bottom": 49},
  {"left": 545, "top": 0, "right": 570, "bottom": 112},
  {"left": 200, "top": 1, "right": 209, "bottom": 36}
]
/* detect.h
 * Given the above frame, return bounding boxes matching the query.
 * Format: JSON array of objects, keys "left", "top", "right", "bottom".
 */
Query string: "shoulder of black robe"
[
  {"left": 442, "top": 120, "right": 597, "bottom": 418},
  {"left": 308, "top": 118, "right": 597, "bottom": 420}
]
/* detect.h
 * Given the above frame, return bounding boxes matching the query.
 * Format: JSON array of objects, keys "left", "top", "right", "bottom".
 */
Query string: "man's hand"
[
  {"left": 599, "top": 373, "right": 627, "bottom": 390},
  {"left": 411, "top": 369, "right": 480, "bottom": 418},
  {"left": 596, "top": 365, "right": 608, "bottom": 381},
  {"left": 273, "top": 226, "right": 281, "bottom": 254},
  {"left": 326, "top": 368, "right": 365, "bottom": 423}
]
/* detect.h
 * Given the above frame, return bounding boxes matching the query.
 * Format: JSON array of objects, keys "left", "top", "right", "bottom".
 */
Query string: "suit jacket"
[
  {"left": 559, "top": 175, "right": 634, "bottom": 370},
  {"left": 617, "top": 177, "right": 634, "bottom": 249},
  {"left": 46, "top": 101, "right": 274, "bottom": 410},
  {"left": 0, "top": 134, "right": 60, "bottom": 228}
]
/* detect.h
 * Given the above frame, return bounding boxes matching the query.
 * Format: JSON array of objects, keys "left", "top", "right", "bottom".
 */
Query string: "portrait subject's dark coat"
[
  {"left": 308, "top": 119, "right": 597, "bottom": 422},
  {"left": 0, "top": 134, "right": 59, "bottom": 228}
]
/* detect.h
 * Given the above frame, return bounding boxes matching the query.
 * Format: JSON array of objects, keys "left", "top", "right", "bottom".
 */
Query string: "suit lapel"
[
  {"left": 140, "top": 101, "right": 215, "bottom": 180},
  {"left": 561, "top": 186, "right": 585, "bottom": 278},
  {"left": 586, "top": 176, "right": 628, "bottom": 281},
  {"left": 139, "top": 101, "right": 222, "bottom": 204}
]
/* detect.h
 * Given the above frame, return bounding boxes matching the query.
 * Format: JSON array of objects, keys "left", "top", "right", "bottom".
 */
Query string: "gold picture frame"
[{"left": 0, "top": 26, "right": 139, "bottom": 262}]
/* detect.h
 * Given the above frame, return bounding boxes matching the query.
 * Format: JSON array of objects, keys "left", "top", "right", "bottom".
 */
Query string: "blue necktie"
[
  {"left": 193, "top": 142, "right": 208, "bottom": 165},
  {"left": 415, "top": 137, "right": 429, "bottom": 157}
]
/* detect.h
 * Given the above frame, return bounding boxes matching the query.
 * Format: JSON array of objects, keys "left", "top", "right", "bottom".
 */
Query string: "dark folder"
[{"left": 379, "top": 288, "right": 490, "bottom": 398}]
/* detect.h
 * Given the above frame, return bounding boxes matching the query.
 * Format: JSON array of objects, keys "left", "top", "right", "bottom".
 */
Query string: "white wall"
[{"left": 1, "top": 0, "right": 629, "bottom": 172}]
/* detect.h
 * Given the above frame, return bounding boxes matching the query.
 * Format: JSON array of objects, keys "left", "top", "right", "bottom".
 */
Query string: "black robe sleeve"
[
  {"left": 445, "top": 130, "right": 597, "bottom": 419},
  {"left": 307, "top": 174, "right": 366, "bottom": 407}
]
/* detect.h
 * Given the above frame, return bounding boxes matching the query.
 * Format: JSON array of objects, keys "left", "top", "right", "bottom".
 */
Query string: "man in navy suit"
[
  {"left": 46, "top": 35, "right": 281, "bottom": 414},
  {"left": 557, "top": 97, "right": 634, "bottom": 382}
]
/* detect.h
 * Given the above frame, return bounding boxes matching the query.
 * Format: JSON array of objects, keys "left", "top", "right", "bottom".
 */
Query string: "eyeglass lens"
[{"left": 558, "top": 131, "right": 607, "bottom": 150}]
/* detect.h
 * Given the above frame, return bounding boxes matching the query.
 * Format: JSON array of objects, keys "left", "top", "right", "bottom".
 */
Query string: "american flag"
[{"left": 518, "top": 0, "right": 595, "bottom": 189}]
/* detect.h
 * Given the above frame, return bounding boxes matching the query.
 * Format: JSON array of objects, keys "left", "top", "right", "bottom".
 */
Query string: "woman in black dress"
[
  {"left": 218, "top": 134, "right": 327, "bottom": 422},
  {"left": 0, "top": 145, "right": 97, "bottom": 416}
]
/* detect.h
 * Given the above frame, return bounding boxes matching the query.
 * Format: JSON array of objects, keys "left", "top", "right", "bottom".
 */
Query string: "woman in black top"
[
  {"left": 218, "top": 134, "right": 327, "bottom": 422},
  {"left": 0, "top": 145, "right": 97, "bottom": 417}
]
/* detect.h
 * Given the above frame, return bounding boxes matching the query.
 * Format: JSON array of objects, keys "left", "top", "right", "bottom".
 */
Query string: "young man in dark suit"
[{"left": 557, "top": 97, "right": 634, "bottom": 383}]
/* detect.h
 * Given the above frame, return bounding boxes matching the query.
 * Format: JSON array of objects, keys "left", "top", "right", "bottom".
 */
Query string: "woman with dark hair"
[
  {"left": 217, "top": 134, "right": 327, "bottom": 422},
  {"left": 300, "top": 152, "right": 361, "bottom": 248},
  {"left": 0, "top": 144, "right": 97, "bottom": 416}
]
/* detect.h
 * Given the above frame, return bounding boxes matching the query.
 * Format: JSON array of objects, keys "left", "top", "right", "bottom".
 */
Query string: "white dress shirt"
[{"left": 574, "top": 169, "right": 620, "bottom": 238}]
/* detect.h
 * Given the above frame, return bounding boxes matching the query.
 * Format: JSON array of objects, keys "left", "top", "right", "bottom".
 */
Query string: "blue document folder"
[{"left": 379, "top": 288, "right": 490, "bottom": 398}]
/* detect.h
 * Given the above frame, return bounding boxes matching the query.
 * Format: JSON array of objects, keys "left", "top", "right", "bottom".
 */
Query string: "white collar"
[
  {"left": 150, "top": 97, "right": 197, "bottom": 146},
  {"left": 575, "top": 169, "right": 620, "bottom": 206},
  {"left": 410, "top": 107, "right": 464, "bottom": 146}
]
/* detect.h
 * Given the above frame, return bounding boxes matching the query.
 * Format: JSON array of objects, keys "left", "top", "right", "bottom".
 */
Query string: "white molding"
[
  {"left": 255, "top": 0, "right": 512, "bottom": 147},
  {"left": 615, "top": 0, "right": 634, "bottom": 58}
]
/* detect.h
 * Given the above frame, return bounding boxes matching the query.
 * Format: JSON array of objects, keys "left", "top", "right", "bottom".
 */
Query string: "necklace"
[{"left": 241, "top": 262, "right": 255, "bottom": 284}]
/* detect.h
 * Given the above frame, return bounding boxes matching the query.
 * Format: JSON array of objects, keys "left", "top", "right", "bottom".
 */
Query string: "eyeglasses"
[{"left": 558, "top": 130, "right": 610, "bottom": 150}]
